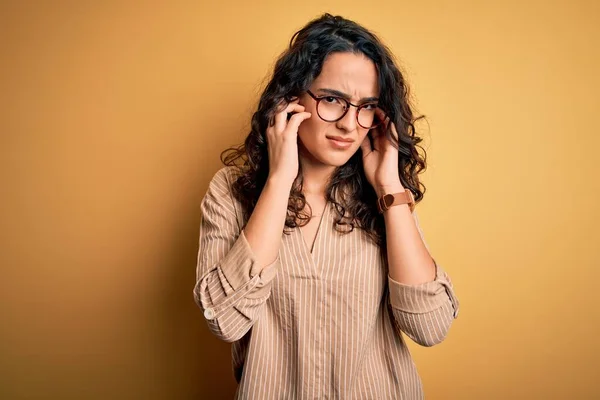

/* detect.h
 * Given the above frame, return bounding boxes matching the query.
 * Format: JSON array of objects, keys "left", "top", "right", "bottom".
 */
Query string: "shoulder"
[
  {"left": 208, "top": 165, "right": 243, "bottom": 192},
  {"left": 202, "top": 166, "right": 245, "bottom": 224},
  {"left": 204, "top": 165, "right": 246, "bottom": 215}
]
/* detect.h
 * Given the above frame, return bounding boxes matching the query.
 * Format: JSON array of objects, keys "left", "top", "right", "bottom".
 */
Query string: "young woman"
[{"left": 194, "top": 13, "right": 460, "bottom": 399}]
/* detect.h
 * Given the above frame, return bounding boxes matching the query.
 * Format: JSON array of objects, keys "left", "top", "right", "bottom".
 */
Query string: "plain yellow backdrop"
[{"left": 1, "top": 1, "right": 599, "bottom": 399}]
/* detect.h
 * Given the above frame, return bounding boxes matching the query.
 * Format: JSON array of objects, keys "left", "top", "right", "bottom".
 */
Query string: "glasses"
[{"left": 306, "top": 90, "right": 383, "bottom": 129}]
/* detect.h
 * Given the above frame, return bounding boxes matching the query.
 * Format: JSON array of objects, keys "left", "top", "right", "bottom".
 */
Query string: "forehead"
[{"left": 311, "top": 52, "right": 379, "bottom": 98}]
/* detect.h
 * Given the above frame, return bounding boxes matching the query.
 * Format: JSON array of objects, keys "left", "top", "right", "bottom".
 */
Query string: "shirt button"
[{"left": 204, "top": 307, "right": 215, "bottom": 320}]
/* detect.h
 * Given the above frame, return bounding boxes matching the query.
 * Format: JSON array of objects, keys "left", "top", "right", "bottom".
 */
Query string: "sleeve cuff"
[
  {"left": 388, "top": 259, "right": 460, "bottom": 317},
  {"left": 219, "top": 230, "right": 280, "bottom": 291}
]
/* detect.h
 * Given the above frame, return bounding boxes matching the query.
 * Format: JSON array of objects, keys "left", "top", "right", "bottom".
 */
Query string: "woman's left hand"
[{"left": 360, "top": 109, "right": 404, "bottom": 197}]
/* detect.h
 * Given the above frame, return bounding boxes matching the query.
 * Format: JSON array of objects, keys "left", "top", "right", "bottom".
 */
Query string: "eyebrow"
[{"left": 316, "top": 88, "right": 379, "bottom": 103}]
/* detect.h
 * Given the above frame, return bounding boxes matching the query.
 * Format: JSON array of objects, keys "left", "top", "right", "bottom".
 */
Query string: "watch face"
[{"left": 383, "top": 194, "right": 395, "bottom": 208}]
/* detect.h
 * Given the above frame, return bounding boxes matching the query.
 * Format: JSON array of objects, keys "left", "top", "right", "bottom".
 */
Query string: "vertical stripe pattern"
[{"left": 193, "top": 166, "right": 460, "bottom": 399}]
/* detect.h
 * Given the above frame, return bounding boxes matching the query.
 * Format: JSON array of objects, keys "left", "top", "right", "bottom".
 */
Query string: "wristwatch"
[{"left": 377, "top": 189, "right": 415, "bottom": 213}]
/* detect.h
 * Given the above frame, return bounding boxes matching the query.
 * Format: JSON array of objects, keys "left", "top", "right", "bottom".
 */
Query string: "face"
[{"left": 297, "top": 51, "right": 379, "bottom": 168}]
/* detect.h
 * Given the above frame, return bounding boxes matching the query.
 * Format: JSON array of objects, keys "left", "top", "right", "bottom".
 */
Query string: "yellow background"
[{"left": 2, "top": 1, "right": 599, "bottom": 399}]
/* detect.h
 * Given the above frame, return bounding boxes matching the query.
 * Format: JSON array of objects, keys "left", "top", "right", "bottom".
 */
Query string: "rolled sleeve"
[
  {"left": 193, "top": 166, "right": 281, "bottom": 343},
  {"left": 219, "top": 230, "right": 280, "bottom": 292},
  {"left": 387, "top": 258, "right": 460, "bottom": 347},
  {"left": 388, "top": 259, "right": 459, "bottom": 318}
]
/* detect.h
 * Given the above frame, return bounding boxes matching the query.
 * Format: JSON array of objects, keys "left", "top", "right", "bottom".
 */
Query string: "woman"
[{"left": 194, "top": 13, "right": 460, "bottom": 399}]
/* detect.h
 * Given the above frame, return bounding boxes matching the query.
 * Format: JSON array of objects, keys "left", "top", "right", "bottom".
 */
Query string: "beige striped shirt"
[{"left": 194, "top": 166, "right": 460, "bottom": 399}]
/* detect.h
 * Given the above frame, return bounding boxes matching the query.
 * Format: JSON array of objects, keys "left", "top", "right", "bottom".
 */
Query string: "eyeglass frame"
[{"left": 305, "top": 89, "right": 384, "bottom": 129}]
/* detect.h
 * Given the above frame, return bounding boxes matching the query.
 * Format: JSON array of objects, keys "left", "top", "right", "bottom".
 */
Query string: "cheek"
[
  {"left": 297, "top": 116, "right": 328, "bottom": 145},
  {"left": 358, "top": 130, "right": 370, "bottom": 143},
  {"left": 297, "top": 100, "right": 324, "bottom": 136}
]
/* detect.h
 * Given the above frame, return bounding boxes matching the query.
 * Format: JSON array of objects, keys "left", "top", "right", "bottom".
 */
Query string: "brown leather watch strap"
[{"left": 377, "top": 189, "right": 415, "bottom": 213}]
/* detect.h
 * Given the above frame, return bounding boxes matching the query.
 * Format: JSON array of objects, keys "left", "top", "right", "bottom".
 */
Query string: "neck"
[{"left": 297, "top": 151, "right": 335, "bottom": 198}]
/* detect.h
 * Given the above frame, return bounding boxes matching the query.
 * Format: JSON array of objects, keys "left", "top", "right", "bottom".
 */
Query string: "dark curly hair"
[{"left": 221, "top": 13, "right": 427, "bottom": 248}]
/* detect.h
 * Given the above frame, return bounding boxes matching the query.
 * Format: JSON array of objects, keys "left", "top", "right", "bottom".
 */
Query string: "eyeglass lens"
[{"left": 317, "top": 97, "right": 379, "bottom": 129}]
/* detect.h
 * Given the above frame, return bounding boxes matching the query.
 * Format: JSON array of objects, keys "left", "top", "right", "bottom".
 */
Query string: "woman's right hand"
[{"left": 266, "top": 98, "right": 312, "bottom": 186}]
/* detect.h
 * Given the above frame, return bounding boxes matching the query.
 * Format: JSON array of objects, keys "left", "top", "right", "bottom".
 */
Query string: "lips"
[
  {"left": 327, "top": 136, "right": 354, "bottom": 150},
  {"left": 326, "top": 136, "right": 355, "bottom": 143}
]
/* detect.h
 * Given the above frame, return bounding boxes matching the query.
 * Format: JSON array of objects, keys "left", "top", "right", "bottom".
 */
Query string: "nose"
[{"left": 335, "top": 105, "right": 358, "bottom": 132}]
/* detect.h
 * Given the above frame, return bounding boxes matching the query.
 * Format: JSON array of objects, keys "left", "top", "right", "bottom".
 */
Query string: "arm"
[
  {"left": 377, "top": 185, "right": 460, "bottom": 347},
  {"left": 193, "top": 167, "right": 291, "bottom": 343}
]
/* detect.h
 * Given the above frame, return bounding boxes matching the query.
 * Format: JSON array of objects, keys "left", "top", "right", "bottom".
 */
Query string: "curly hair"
[{"left": 220, "top": 13, "right": 427, "bottom": 248}]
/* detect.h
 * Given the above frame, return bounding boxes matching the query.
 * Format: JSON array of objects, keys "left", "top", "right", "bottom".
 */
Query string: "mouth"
[
  {"left": 326, "top": 136, "right": 355, "bottom": 149},
  {"left": 326, "top": 136, "right": 355, "bottom": 143}
]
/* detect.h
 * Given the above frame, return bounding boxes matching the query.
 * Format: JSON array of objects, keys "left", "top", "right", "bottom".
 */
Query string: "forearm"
[
  {"left": 377, "top": 184, "right": 436, "bottom": 285},
  {"left": 243, "top": 176, "right": 292, "bottom": 269}
]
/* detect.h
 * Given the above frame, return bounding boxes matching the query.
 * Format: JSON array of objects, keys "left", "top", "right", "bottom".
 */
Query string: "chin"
[
  {"left": 299, "top": 138, "right": 358, "bottom": 167},
  {"left": 314, "top": 149, "right": 357, "bottom": 167}
]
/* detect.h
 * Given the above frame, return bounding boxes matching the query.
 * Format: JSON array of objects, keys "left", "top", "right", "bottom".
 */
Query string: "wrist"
[
  {"left": 267, "top": 173, "right": 295, "bottom": 189},
  {"left": 265, "top": 178, "right": 295, "bottom": 200},
  {"left": 375, "top": 183, "right": 405, "bottom": 198}
]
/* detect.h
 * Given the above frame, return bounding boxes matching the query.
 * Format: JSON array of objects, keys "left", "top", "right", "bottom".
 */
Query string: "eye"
[
  {"left": 361, "top": 103, "right": 378, "bottom": 110},
  {"left": 323, "top": 96, "right": 342, "bottom": 104}
]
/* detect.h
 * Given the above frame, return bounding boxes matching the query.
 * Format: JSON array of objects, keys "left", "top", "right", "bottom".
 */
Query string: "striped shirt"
[{"left": 194, "top": 166, "right": 460, "bottom": 399}]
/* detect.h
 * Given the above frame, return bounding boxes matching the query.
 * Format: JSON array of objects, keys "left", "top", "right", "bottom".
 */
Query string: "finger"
[
  {"left": 275, "top": 102, "right": 304, "bottom": 133},
  {"left": 375, "top": 120, "right": 392, "bottom": 152},
  {"left": 371, "top": 130, "right": 382, "bottom": 153},
  {"left": 368, "top": 126, "right": 384, "bottom": 146},
  {"left": 285, "top": 111, "right": 312, "bottom": 133},
  {"left": 377, "top": 109, "right": 398, "bottom": 137},
  {"left": 376, "top": 109, "right": 392, "bottom": 133},
  {"left": 388, "top": 121, "right": 399, "bottom": 141},
  {"left": 275, "top": 97, "right": 298, "bottom": 113},
  {"left": 375, "top": 107, "right": 388, "bottom": 121},
  {"left": 269, "top": 98, "right": 299, "bottom": 127}
]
